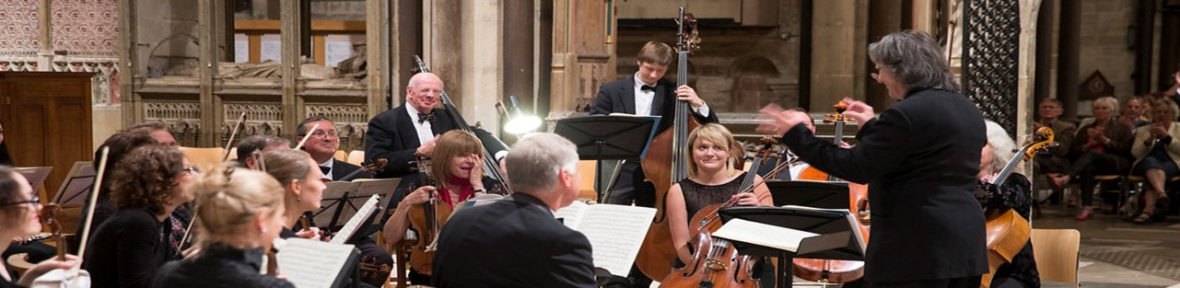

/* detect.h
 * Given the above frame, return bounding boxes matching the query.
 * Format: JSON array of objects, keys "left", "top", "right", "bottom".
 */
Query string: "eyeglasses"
[
  {"left": 182, "top": 166, "right": 201, "bottom": 175},
  {"left": 309, "top": 130, "right": 339, "bottom": 138},
  {"left": 0, "top": 196, "right": 40, "bottom": 208}
]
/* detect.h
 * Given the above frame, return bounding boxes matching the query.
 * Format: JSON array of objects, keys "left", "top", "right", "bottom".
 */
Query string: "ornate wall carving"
[
  {"left": 0, "top": 0, "right": 39, "bottom": 56},
  {"left": 144, "top": 101, "right": 202, "bottom": 146},
  {"left": 306, "top": 104, "right": 368, "bottom": 152},
  {"left": 50, "top": 0, "right": 118, "bottom": 58}
]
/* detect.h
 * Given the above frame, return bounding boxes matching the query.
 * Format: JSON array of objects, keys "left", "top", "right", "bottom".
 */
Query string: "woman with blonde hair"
[
  {"left": 152, "top": 165, "right": 292, "bottom": 288},
  {"left": 383, "top": 129, "right": 500, "bottom": 285},
  {"left": 665, "top": 123, "right": 773, "bottom": 283},
  {"left": 259, "top": 149, "right": 326, "bottom": 239},
  {"left": 1129, "top": 99, "right": 1180, "bottom": 223},
  {"left": 0, "top": 167, "right": 77, "bottom": 287},
  {"left": 1053, "top": 96, "right": 1134, "bottom": 220}
]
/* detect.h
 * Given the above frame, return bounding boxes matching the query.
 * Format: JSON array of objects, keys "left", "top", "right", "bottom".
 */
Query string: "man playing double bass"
[{"left": 590, "top": 40, "right": 718, "bottom": 288}]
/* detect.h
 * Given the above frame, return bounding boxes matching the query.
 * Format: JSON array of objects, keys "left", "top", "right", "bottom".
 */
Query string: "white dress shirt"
[
  {"left": 405, "top": 107, "right": 436, "bottom": 146},
  {"left": 633, "top": 73, "right": 711, "bottom": 117}
]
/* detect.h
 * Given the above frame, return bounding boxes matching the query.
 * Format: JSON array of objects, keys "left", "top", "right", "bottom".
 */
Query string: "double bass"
[
  {"left": 979, "top": 127, "right": 1053, "bottom": 288},
  {"left": 635, "top": 8, "right": 704, "bottom": 281},
  {"left": 792, "top": 101, "right": 871, "bottom": 283},
  {"left": 660, "top": 136, "right": 779, "bottom": 288}
]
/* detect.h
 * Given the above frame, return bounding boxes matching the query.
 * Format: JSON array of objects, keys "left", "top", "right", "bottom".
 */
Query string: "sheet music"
[
  {"left": 557, "top": 203, "right": 655, "bottom": 277},
  {"left": 713, "top": 218, "right": 818, "bottom": 252},
  {"left": 329, "top": 194, "right": 380, "bottom": 244},
  {"left": 554, "top": 201, "right": 589, "bottom": 230},
  {"left": 276, "top": 238, "right": 355, "bottom": 288},
  {"left": 780, "top": 205, "right": 852, "bottom": 214},
  {"left": 14, "top": 167, "right": 52, "bottom": 192}
]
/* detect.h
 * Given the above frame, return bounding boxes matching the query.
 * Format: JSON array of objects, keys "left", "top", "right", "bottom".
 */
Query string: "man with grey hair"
[
  {"left": 760, "top": 30, "right": 987, "bottom": 288},
  {"left": 431, "top": 133, "right": 595, "bottom": 288}
]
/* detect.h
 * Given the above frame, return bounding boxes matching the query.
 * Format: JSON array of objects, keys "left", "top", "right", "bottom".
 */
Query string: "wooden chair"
[
  {"left": 347, "top": 150, "right": 366, "bottom": 166},
  {"left": 1029, "top": 229, "right": 1080, "bottom": 287},
  {"left": 577, "top": 160, "right": 599, "bottom": 202},
  {"left": 179, "top": 147, "right": 225, "bottom": 172},
  {"left": 333, "top": 150, "right": 348, "bottom": 163},
  {"left": 1123, "top": 175, "right": 1180, "bottom": 218}
]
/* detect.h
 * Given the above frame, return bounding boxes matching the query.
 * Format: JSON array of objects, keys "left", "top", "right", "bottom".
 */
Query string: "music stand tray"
[
  {"left": 554, "top": 115, "right": 660, "bottom": 200},
  {"left": 717, "top": 206, "right": 866, "bottom": 288},
  {"left": 53, "top": 161, "right": 95, "bottom": 205},
  {"left": 767, "top": 180, "right": 851, "bottom": 209}
]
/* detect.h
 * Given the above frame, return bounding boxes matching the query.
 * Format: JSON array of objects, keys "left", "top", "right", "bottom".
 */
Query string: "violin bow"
[
  {"left": 220, "top": 113, "right": 248, "bottom": 162},
  {"left": 293, "top": 123, "right": 320, "bottom": 150},
  {"left": 73, "top": 146, "right": 110, "bottom": 276}
]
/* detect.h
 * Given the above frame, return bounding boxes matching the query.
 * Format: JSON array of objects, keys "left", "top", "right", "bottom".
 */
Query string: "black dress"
[
  {"left": 83, "top": 207, "right": 179, "bottom": 288},
  {"left": 152, "top": 243, "right": 294, "bottom": 288},
  {"left": 976, "top": 174, "right": 1041, "bottom": 288}
]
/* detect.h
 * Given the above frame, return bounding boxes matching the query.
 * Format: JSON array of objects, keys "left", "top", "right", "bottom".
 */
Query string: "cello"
[
  {"left": 635, "top": 7, "right": 704, "bottom": 281},
  {"left": 406, "top": 155, "right": 453, "bottom": 276},
  {"left": 661, "top": 136, "right": 778, "bottom": 288},
  {"left": 979, "top": 127, "right": 1053, "bottom": 288},
  {"left": 792, "top": 101, "right": 871, "bottom": 284}
]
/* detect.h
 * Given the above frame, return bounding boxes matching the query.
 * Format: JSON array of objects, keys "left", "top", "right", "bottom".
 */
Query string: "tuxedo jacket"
[
  {"left": 590, "top": 76, "right": 718, "bottom": 134},
  {"left": 781, "top": 88, "right": 988, "bottom": 283},
  {"left": 431, "top": 194, "right": 596, "bottom": 288},
  {"left": 331, "top": 159, "right": 361, "bottom": 180},
  {"left": 365, "top": 105, "right": 510, "bottom": 179}
]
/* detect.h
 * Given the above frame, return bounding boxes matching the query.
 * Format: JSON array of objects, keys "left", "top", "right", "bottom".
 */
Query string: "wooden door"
[{"left": 0, "top": 72, "right": 94, "bottom": 201}]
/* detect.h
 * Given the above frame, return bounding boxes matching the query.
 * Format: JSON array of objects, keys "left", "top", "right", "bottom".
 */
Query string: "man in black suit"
[
  {"left": 590, "top": 40, "right": 717, "bottom": 206},
  {"left": 762, "top": 31, "right": 987, "bottom": 288},
  {"left": 432, "top": 133, "right": 596, "bottom": 288},
  {"left": 366, "top": 72, "right": 456, "bottom": 179},
  {"left": 296, "top": 116, "right": 360, "bottom": 180}
]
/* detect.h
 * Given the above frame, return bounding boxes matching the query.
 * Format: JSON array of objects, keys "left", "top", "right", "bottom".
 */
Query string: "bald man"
[{"left": 366, "top": 72, "right": 460, "bottom": 179}]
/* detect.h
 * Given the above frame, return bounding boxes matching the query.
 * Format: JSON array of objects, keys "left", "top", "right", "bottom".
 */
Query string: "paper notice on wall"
[
  {"left": 325, "top": 35, "right": 356, "bottom": 68},
  {"left": 260, "top": 34, "right": 281, "bottom": 63},
  {"left": 233, "top": 33, "right": 249, "bottom": 63}
]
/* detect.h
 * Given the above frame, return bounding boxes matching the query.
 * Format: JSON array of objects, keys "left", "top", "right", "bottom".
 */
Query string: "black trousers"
[{"left": 868, "top": 275, "right": 982, "bottom": 288}]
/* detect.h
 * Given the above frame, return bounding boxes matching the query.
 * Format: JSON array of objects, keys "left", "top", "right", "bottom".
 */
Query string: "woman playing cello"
[{"left": 665, "top": 124, "right": 774, "bottom": 287}]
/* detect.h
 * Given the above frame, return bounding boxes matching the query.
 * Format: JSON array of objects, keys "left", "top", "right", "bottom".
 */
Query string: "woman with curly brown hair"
[{"left": 83, "top": 145, "right": 196, "bottom": 288}]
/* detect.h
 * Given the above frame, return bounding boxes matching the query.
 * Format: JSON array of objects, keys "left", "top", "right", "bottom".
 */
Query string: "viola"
[
  {"left": 634, "top": 8, "right": 707, "bottom": 281},
  {"left": 793, "top": 101, "right": 871, "bottom": 284},
  {"left": 979, "top": 127, "right": 1053, "bottom": 288},
  {"left": 406, "top": 155, "right": 453, "bottom": 276}
]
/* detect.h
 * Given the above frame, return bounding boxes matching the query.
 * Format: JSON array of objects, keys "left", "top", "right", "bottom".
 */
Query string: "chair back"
[
  {"left": 333, "top": 150, "right": 348, "bottom": 163},
  {"left": 1030, "top": 228, "right": 1080, "bottom": 286},
  {"left": 347, "top": 150, "right": 366, "bottom": 166},
  {"left": 179, "top": 147, "right": 226, "bottom": 172}
]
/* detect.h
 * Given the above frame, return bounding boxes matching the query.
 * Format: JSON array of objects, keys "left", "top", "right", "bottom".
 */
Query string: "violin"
[
  {"left": 979, "top": 127, "right": 1053, "bottom": 288},
  {"left": 661, "top": 137, "right": 777, "bottom": 288},
  {"left": 635, "top": 8, "right": 706, "bottom": 280},
  {"left": 27, "top": 148, "right": 109, "bottom": 288},
  {"left": 793, "top": 101, "right": 871, "bottom": 284},
  {"left": 406, "top": 155, "right": 453, "bottom": 276}
]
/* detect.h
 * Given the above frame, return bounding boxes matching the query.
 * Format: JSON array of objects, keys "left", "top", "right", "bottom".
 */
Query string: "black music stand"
[
  {"left": 717, "top": 206, "right": 866, "bottom": 288},
  {"left": 314, "top": 179, "right": 400, "bottom": 234},
  {"left": 767, "top": 181, "right": 851, "bottom": 209},
  {"left": 554, "top": 115, "right": 660, "bottom": 202}
]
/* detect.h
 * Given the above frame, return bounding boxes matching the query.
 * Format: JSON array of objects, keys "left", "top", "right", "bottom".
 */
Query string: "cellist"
[
  {"left": 382, "top": 130, "right": 502, "bottom": 285},
  {"left": 665, "top": 124, "right": 774, "bottom": 287},
  {"left": 975, "top": 121, "right": 1040, "bottom": 288},
  {"left": 590, "top": 40, "right": 717, "bottom": 288}
]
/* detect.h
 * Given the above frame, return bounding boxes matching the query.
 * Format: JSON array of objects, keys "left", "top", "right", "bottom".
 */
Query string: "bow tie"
[
  {"left": 418, "top": 112, "right": 435, "bottom": 124},
  {"left": 320, "top": 166, "right": 331, "bottom": 175},
  {"left": 640, "top": 84, "right": 657, "bottom": 92}
]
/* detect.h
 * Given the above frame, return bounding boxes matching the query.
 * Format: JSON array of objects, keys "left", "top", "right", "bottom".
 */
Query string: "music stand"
[
  {"left": 53, "top": 161, "right": 95, "bottom": 205},
  {"left": 554, "top": 115, "right": 659, "bottom": 203},
  {"left": 717, "top": 206, "right": 866, "bottom": 288},
  {"left": 314, "top": 179, "right": 400, "bottom": 233},
  {"left": 767, "top": 181, "right": 850, "bottom": 209}
]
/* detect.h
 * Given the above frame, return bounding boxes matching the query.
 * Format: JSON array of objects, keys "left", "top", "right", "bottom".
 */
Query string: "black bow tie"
[
  {"left": 320, "top": 166, "right": 331, "bottom": 175},
  {"left": 418, "top": 112, "right": 435, "bottom": 124},
  {"left": 640, "top": 84, "right": 657, "bottom": 92}
]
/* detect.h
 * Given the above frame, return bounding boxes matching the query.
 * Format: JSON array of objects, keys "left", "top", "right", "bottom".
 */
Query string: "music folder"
[
  {"left": 314, "top": 178, "right": 400, "bottom": 232},
  {"left": 53, "top": 161, "right": 95, "bottom": 205},
  {"left": 13, "top": 167, "right": 52, "bottom": 194},
  {"left": 766, "top": 180, "right": 850, "bottom": 209},
  {"left": 715, "top": 206, "right": 866, "bottom": 288}
]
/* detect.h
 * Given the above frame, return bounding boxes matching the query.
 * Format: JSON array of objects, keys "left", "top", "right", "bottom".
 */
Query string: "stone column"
[
  {"left": 460, "top": 0, "right": 503, "bottom": 133},
  {"left": 1034, "top": 0, "right": 1052, "bottom": 105},
  {"left": 391, "top": 0, "right": 423, "bottom": 107},
  {"left": 366, "top": 0, "right": 390, "bottom": 117},
  {"left": 281, "top": 0, "right": 305, "bottom": 138},
  {"left": 36, "top": 0, "right": 52, "bottom": 71},
  {"left": 119, "top": 0, "right": 141, "bottom": 127},
  {"left": 423, "top": 0, "right": 463, "bottom": 108},
  {"left": 1056, "top": 0, "right": 1080, "bottom": 121},
  {"left": 502, "top": 0, "right": 534, "bottom": 115},
  {"left": 1018, "top": 0, "right": 1043, "bottom": 163},
  {"left": 810, "top": 0, "right": 861, "bottom": 112},
  {"left": 199, "top": 0, "right": 221, "bottom": 147}
]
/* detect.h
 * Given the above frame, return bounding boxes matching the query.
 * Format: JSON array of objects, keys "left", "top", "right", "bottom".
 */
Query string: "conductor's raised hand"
[
  {"left": 842, "top": 98, "right": 875, "bottom": 124},
  {"left": 676, "top": 85, "right": 705, "bottom": 109},
  {"left": 758, "top": 104, "right": 811, "bottom": 136}
]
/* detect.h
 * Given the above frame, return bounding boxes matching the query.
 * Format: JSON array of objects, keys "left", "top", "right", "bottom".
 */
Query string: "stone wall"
[{"left": 1075, "top": 0, "right": 1137, "bottom": 100}]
